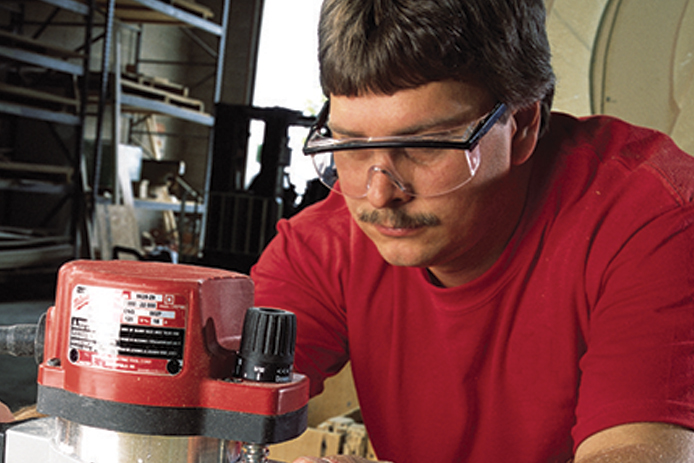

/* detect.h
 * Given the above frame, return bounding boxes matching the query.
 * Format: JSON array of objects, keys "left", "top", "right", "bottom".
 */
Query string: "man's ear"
[{"left": 510, "top": 101, "right": 542, "bottom": 166}]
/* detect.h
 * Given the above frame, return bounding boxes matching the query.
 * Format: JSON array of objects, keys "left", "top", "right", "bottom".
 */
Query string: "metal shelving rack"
[
  {"left": 91, "top": 0, "right": 229, "bottom": 260},
  {"left": 0, "top": 0, "right": 94, "bottom": 271},
  {"left": 0, "top": 0, "right": 228, "bottom": 266}
]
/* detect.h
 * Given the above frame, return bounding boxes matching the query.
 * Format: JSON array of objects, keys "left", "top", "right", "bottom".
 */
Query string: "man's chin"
[{"left": 375, "top": 243, "right": 435, "bottom": 268}]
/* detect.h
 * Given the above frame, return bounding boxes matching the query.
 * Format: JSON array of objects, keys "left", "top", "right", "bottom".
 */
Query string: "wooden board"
[
  {"left": 0, "top": 29, "right": 83, "bottom": 59},
  {"left": 92, "top": 0, "right": 214, "bottom": 22},
  {"left": 0, "top": 161, "right": 73, "bottom": 183},
  {"left": 122, "top": 71, "right": 189, "bottom": 97},
  {"left": 0, "top": 82, "right": 79, "bottom": 111},
  {"left": 167, "top": 0, "right": 213, "bottom": 18},
  {"left": 95, "top": 204, "right": 142, "bottom": 260},
  {"left": 121, "top": 78, "right": 204, "bottom": 112}
]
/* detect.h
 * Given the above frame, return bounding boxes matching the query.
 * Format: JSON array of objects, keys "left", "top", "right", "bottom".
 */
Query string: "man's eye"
[
  {"left": 404, "top": 148, "right": 447, "bottom": 165},
  {"left": 339, "top": 150, "right": 372, "bottom": 162}
]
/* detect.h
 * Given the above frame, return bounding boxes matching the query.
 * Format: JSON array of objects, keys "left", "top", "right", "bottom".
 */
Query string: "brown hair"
[{"left": 318, "top": 0, "right": 555, "bottom": 134}]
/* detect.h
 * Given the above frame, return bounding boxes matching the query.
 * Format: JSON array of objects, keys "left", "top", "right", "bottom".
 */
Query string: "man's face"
[{"left": 329, "top": 81, "right": 531, "bottom": 285}]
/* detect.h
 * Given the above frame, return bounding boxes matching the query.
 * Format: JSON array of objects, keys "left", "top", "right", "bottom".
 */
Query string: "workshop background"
[{"left": 0, "top": 0, "right": 692, "bottom": 460}]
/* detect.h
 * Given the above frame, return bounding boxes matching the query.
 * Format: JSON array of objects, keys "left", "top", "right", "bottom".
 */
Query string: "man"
[{"left": 251, "top": 0, "right": 694, "bottom": 462}]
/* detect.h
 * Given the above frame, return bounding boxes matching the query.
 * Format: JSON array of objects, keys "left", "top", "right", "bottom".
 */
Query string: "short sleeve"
[{"left": 573, "top": 203, "right": 694, "bottom": 447}]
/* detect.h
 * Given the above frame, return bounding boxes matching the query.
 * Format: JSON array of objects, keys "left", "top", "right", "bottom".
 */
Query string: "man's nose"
[{"left": 364, "top": 165, "right": 413, "bottom": 208}]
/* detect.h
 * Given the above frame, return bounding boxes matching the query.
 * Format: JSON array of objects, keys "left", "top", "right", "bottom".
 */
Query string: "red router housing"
[{"left": 36, "top": 260, "right": 309, "bottom": 443}]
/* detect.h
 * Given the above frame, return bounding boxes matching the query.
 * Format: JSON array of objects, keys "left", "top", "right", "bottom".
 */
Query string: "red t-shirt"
[{"left": 252, "top": 113, "right": 694, "bottom": 462}]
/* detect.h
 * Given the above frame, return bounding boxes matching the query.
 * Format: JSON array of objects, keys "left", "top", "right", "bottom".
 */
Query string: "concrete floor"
[{"left": 0, "top": 300, "right": 53, "bottom": 412}]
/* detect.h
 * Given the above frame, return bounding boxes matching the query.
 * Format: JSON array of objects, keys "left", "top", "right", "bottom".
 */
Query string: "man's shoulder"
[
  {"left": 253, "top": 189, "right": 388, "bottom": 296},
  {"left": 546, "top": 112, "right": 694, "bottom": 203},
  {"left": 270, "top": 190, "right": 371, "bottom": 263},
  {"left": 284, "top": 190, "right": 352, "bottom": 235}
]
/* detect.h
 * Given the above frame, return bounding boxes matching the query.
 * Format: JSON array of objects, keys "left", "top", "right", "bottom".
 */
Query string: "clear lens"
[
  {"left": 311, "top": 151, "right": 339, "bottom": 188},
  {"left": 310, "top": 147, "right": 481, "bottom": 198}
]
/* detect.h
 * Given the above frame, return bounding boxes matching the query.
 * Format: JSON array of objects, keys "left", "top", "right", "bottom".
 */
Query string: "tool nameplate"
[{"left": 68, "top": 285, "right": 187, "bottom": 375}]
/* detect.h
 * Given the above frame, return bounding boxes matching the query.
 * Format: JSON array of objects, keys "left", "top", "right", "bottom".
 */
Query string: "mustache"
[{"left": 357, "top": 209, "right": 441, "bottom": 228}]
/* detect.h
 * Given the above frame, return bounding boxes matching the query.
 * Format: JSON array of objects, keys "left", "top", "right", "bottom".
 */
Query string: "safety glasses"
[{"left": 303, "top": 101, "right": 507, "bottom": 198}]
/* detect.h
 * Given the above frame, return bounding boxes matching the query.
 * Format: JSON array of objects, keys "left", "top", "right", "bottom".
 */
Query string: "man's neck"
[{"left": 426, "top": 161, "right": 534, "bottom": 288}]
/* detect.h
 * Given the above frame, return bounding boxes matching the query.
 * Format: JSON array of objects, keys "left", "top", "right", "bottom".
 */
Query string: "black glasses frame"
[{"left": 303, "top": 101, "right": 508, "bottom": 155}]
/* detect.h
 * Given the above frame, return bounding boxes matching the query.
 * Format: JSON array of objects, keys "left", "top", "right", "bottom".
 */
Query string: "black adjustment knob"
[{"left": 235, "top": 307, "right": 297, "bottom": 383}]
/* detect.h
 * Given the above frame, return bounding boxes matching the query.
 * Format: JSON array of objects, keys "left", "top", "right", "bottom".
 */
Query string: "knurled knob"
[{"left": 235, "top": 306, "right": 297, "bottom": 383}]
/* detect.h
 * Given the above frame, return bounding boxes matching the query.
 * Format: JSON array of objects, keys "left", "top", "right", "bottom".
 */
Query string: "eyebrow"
[{"left": 328, "top": 111, "right": 480, "bottom": 139}]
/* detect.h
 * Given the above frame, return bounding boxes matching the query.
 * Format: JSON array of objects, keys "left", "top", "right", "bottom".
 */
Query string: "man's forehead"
[{"left": 328, "top": 82, "right": 493, "bottom": 137}]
